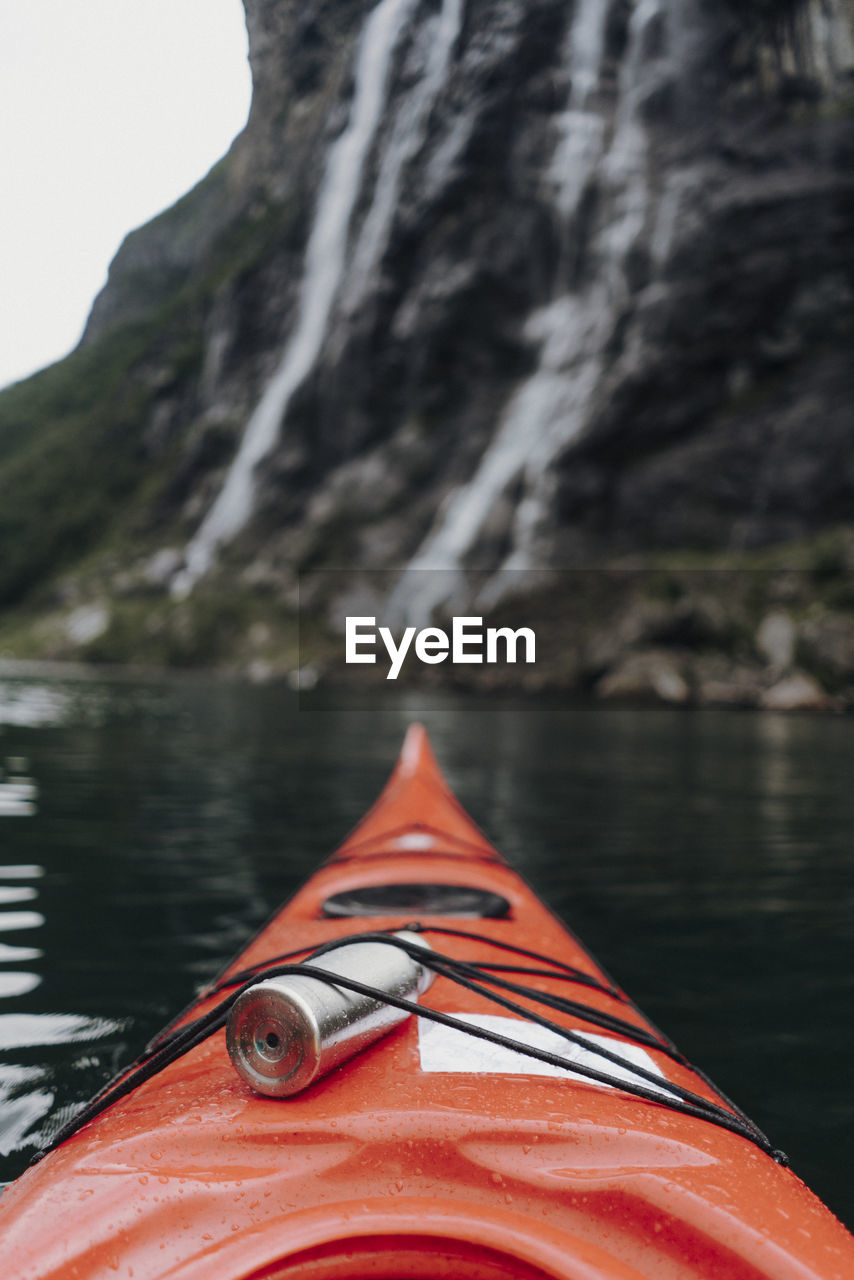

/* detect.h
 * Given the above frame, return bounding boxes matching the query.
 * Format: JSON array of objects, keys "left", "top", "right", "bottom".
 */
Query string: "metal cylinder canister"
[{"left": 226, "top": 932, "right": 433, "bottom": 1097}]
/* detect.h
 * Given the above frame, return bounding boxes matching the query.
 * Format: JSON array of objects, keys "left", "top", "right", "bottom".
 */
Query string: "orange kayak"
[{"left": 1, "top": 724, "right": 852, "bottom": 1280}]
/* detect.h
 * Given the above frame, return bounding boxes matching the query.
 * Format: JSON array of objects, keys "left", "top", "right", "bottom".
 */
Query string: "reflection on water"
[
  {"left": 0, "top": 670, "right": 850, "bottom": 1227},
  {"left": 0, "top": 848, "right": 84, "bottom": 1160},
  {"left": 0, "top": 944, "right": 42, "bottom": 963},
  {"left": 0, "top": 1065, "right": 53, "bottom": 1160},
  {"left": 0, "top": 912, "right": 44, "bottom": 934},
  {"left": 0, "top": 766, "right": 38, "bottom": 819},
  {"left": 0, "top": 888, "right": 37, "bottom": 905},
  {"left": 0, "top": 1013, "right": 120, "bottom": 1051},
  {"left": 0, "top": 976, "right": 41, "bottom": 999},
  {"left": 0, "top": 681, "right": 69, "bottom": 729}
]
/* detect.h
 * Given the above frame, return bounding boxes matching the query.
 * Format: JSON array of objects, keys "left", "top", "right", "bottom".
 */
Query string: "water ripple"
[
  {"left": 0, "top": 974, "right": 41, "bottom": 999},
  {"left": 0, "top": 944, "right": 42, "bottom": 964},
  {"left": 0, "top": 888, "right": 38, "bottom": 906},
  {"left": 0, "top": 683, "right": 69, "bottom": 728},
  {"left": 0, "top": 764, "right": 38, "bottom": 819},
  {"left": 0, "top": 864, "right": 44, "bottom": 995},
  {"left": 0, "top": 1013, "right": 121, "bottom": 1051},
  {"left": 0, "top": 1067, "right": 54, "bottom": 1158},
  {"left": 0, "top": 913, "right": 44, "bottom": 934}
]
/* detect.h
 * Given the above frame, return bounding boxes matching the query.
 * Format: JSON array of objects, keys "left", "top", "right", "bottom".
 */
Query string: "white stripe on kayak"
[{"left": 418, "top": 1013, "right": 670, "bottom": 1095}]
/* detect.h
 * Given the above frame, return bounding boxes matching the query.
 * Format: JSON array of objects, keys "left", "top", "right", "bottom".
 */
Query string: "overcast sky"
[{"left": 1, "top": 0, "right": 252, "bottom": 391}]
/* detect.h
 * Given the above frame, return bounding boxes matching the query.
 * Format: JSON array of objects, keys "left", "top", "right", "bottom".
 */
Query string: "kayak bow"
[{"left": 1, "top": 724, "right": 851, "bottom": 1280}]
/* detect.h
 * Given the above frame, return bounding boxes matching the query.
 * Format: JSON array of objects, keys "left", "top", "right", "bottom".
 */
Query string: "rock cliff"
[{"left": 0, "top": 0, "right": 852, "bottom": 702}]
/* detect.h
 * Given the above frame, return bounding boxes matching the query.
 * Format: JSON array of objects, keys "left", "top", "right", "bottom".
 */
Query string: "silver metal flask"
[{"left": 226, "top": 932, "right": 433, "bottom": 1096}]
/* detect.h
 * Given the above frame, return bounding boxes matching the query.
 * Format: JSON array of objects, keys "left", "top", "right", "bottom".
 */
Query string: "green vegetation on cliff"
[{"left": 0, "top": 166, "right": 302, "bottom": 616}]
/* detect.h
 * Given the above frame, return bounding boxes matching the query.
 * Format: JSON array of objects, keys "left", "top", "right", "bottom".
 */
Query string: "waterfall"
[
  {"left": 172, "top": 0, "right": 419, "bottom": 599},
  {"left": 390, "top": 0, "right": 674, "bottom": 624},
  {"left": 340, "top": 0, "right": 464, "bottom": 318},
  {"left": 549, "top": 0, "right": 608, "bottom": 221},
  {"left": 805, "top": 0, "right": 854, "bottom": 89}
]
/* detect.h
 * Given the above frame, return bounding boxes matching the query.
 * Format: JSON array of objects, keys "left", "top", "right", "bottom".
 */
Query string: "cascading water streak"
[
  {"left": 487, "top": 0, "right": 667, "bottom": 585},
  {"left": 388, "top": 0, "right": 619, "bottom": 623},
  {"left": 341, "top": 0, "right": 464, "bottom": 317},
  {"left": 389, "top": 0, "right": 693, "bottom": 623},
  {"left": 549, "top": 0, "right": 608, "bottom": 219},
  {"left": 172, "top": 0, "right": 419, "bottom": 599}
]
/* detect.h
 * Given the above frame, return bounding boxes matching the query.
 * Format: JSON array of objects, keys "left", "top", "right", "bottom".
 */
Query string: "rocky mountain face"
[{"left": 1, "top": 0, "right": 853, "bottom": 704}]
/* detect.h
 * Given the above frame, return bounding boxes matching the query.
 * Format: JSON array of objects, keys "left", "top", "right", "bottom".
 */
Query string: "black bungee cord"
[{"left": 30, "top": 928, "right": 788, "bottom": 1167}]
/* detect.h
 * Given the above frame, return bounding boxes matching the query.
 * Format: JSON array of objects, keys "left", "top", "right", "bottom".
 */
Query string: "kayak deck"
[{"left": 0, "top": 725, "right": 851, "bottom": 1280}]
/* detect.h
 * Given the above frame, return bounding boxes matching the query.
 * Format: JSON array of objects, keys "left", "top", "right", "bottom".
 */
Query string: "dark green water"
[{"left": 0, "top": 670, "right": 852, "bottom": 1231}]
